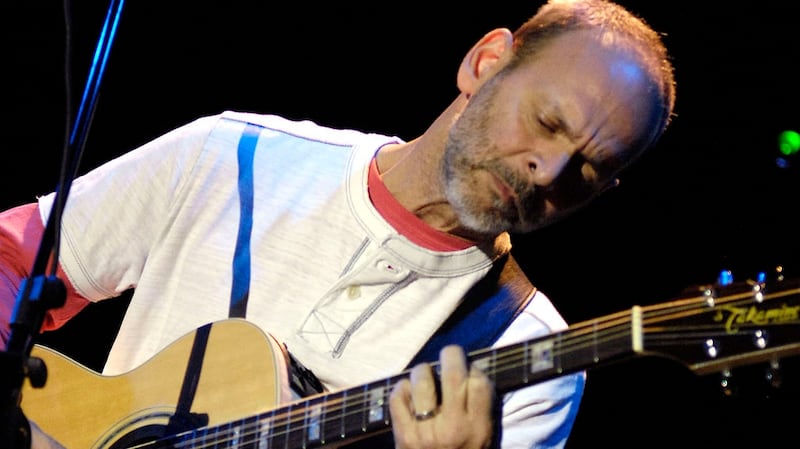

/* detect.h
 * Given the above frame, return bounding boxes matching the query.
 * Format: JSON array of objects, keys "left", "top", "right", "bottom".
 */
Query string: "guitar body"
[{"left": 21, "top": 319, "right": 293, "bottom": 449}]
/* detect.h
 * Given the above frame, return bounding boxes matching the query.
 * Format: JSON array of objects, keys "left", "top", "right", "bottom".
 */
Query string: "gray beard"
[
  {"left": 443, "top": 145, "right": 538, "bottom": 235},
  {"left": 441, "top": 79, "right": 540, "bottom": 233}
]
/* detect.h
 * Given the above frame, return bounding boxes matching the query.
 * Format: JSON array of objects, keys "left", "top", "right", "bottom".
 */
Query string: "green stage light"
[{"left": 778, "top": 130, "right": 800, "bottom": 156}]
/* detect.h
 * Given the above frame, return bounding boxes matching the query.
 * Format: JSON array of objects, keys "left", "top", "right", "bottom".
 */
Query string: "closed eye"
[{"left": 538, "top": 117, "right": 558, "bottom": 134}]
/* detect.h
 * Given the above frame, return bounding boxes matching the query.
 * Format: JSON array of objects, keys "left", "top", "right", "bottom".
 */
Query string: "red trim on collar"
[{"left": 367, "top": 158, "right": 473, "bottom": 251}]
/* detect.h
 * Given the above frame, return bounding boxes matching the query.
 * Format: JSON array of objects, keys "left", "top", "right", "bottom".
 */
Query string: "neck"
[{"left": 375, "top": 95, "right": 470, "bottom": 236}]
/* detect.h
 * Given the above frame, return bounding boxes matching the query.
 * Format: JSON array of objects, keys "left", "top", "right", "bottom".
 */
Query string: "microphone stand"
[{"left": 1, "top": 1, "right": 126, "bottom": 447}]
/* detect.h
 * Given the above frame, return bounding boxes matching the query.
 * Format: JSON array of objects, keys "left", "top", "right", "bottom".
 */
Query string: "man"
[{"left": 1, "top": 1, "right": 676, "bottom": 448}]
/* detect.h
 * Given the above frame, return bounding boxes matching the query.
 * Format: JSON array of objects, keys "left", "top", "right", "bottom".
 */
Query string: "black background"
[{"left": 2, "top": 2, "right": 800, "bottom": 448}]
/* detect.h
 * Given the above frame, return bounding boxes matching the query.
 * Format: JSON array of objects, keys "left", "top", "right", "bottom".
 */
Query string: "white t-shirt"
[{"left": 39, "top": 110, "right": 585, "bottom": 449}]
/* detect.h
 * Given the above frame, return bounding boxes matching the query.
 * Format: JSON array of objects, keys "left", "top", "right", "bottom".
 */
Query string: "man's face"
[{"left": 443, "top": 30, "right": 660, "bottom": 235}]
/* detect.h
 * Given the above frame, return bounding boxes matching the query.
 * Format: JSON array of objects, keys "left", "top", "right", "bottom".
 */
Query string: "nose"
[{"left": 528, "top": 147, "right": 573, "bottom": 187}]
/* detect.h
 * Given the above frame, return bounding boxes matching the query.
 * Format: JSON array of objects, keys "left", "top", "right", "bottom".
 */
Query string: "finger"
[
  {"left": 465, "top": 363, "right": 494, "bottom": 420},
  {"left": 389, "top": 377, "right": 414, "bottom": 427},
  {"left": 409, "top": 362, "right": 439, "bottom": 419},
  {"left": 438, "top": 345, "right": 469, "bottom": 415},
  {"left": 390, "top": 377, "right": 428, "bottom": 449},
  {"left": 439, "top": 345, "right": 495, "bottom": 446}
]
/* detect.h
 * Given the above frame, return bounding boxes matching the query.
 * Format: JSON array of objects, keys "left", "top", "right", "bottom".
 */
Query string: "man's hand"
[{"left": 389, "top": 345, "right": 495, "bottom": 449}]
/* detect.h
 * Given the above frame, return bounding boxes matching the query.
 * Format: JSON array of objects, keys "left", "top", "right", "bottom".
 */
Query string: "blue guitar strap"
[
  {"left": 405, "top": 252, "right": 535, "bottom": 449},
  {"left": 408, "top": 252, "right": 536, "bottom": 365}
]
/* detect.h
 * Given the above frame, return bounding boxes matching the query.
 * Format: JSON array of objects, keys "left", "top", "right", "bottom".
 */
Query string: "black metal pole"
[{"left": 1, "top": 1, "right": 125, "bottom": 446}]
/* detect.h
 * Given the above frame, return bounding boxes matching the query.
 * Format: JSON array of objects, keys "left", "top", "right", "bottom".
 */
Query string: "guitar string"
[
  {"left": 133, "top": 285, "right": 795, "bottom": 448},
  {"left": 145, "top": 306, "right": 774, "bottom": 448},
  {"left": 640, "top": 285, "right": 800, "bottom": 350},
  {"left": 146, "top": 296, "right": 774, "bottom": 449}
]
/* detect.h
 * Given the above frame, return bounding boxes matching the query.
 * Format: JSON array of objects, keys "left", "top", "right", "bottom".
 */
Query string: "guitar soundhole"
[
  {"left": 106, "top": 424, "right": 166, "bottom": 449},
  {"left": 99, "top": 410, "right": 209, "bottom": 448}
]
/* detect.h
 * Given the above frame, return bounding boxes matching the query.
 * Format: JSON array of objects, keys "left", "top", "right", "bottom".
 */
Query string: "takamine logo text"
[{"left": 715, "top": 303, "right": 800, "bottom": 333}]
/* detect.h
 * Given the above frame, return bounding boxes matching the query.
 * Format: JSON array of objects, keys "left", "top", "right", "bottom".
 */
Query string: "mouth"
[
  {"left": 488, "top": 171, "right": 526, "bottom": 224},
  {"left": 490, "top": 172, "right": 517, "bottom": 204}
]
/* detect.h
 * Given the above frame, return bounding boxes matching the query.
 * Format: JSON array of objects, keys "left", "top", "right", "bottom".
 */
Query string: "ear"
[{"left": 456, "top": 28, "right": 513, "bottom": 96}]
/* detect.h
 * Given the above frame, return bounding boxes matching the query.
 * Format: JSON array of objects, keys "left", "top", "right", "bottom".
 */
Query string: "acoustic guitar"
[{"left": 21, "top": 274, "right": 800, "bottom": 449}]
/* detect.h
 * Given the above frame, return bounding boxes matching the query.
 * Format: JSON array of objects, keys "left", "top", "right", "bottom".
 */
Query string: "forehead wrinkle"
[
  {"left": 588, "top": 57, "right": 654, "bottom": 164},
  {"left": 551, "top": 83, "right": 610, "bottom": 161},
  {"left": 520, "top": 31, "right": 652, "bottom": 166},
  {"left": 592, "top": 94, "right": 634, "bottom": 163},
  {"left": 571, "top": 87, "right": 632, "bottom": 169},
  {"left": 551, "top": 102, "right": 576, "bottom": 141}
]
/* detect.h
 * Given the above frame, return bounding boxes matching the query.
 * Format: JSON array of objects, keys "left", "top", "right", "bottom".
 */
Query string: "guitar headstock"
[{"left": 641, "top": 265, "right": 800, "bottom": 395}]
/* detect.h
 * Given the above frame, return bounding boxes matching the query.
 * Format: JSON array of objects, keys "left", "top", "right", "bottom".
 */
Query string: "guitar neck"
[
  {"left": 171, "top": 274, "right": 800, "bottom": 449},
  {"left": 479, "top": 306, "right": 642, "bottom": 394},
  {"left": 160, "top": 309, "right": 642, "bottom": 449}
]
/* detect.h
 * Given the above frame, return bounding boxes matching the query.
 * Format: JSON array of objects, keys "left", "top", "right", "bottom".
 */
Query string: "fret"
[
  {"left": 230, "top": 419, "right": 243, "bottom": 448},
  {"left": 237, "top": 414, "right": 260, "bottom": 449},
  {"left": 342, "top": 385, "right": 362, "bottom": 438},
  {"left": 529, "top": 336, "right": 555, "bottom": 373},
  {"left": 471, "top": 349, "right": 493, "bottom": 380},
  {"left": 361, "top": 378, "right": 392, "bottom": 435},
  {"left": 591, "top": 322, "right": 633, "bottom": 362},
  {"left": 166, "top": 423, "right": 200, "bottom": 449},
  {"left": 366, "top": 382, "right": 387, "bottom": 428},
  {"left": 285, "top": 403, "right": 311, "bottom": 449},
  {"left": 305, "top": 398, "right": 322, "bottom": 447},
  {"left": 487, "top": 348, "right": 498, "bottom": 381},
  {"left": 257, "top": 412, "right": 272, "bottom": 449},
  {"left": 555, "top": 332, "right": 563, "bottom": 374},
  {"left": 487, "top": 334, "right": 559, "bottom": 393},
  {"left": 319, "top": 390, "right": 342, "bottom": 445},
  {"left": 360, "top": 383, "right": 369, "bottom": 432},
  {"left": 170, "top": 428, "right": 193, "bottom": 449},
  {"left": 244, "top": 415, "right": 260, "bottom": 449},
  {"left": 283, "top": 403, "right": 293, "bottom": 449},
  {"left": 339, "top": 389, "right": 347, "bottom": 439},
  {"left": 522, "top": 342, "right": 529, "bottom": 384}
]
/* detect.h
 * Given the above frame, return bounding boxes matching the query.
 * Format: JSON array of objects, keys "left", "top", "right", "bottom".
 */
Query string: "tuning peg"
[
  {"left": 772, "top": 265, "right": 786, "bottom": 282},
  {"left": 754, "top": 265, "right": 785, "bottom": 283},
  {"left": 719, "top": 369, "right": 737, "bottom": 397},
  {"left": 764, "top": 358, "right": 783, "bottom": 390},
  {"left": 716, "top": 266, "right": 786, "bottom": 286},
  {"left": 717, "top": 269, "right": 733, "bottom": 286}
]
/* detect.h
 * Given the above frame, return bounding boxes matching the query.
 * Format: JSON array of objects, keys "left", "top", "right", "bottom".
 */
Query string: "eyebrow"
[
  {"left": 547, "top": 103, "right": 576, "bottom": 141},
  {"left": 545, "top": 96, "right": 626, "bottom": 170}
]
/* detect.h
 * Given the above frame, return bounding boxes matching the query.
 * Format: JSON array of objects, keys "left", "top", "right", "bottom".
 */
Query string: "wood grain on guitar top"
[{"left": 21, "top": 319, "right": 293, "bottom": 449}]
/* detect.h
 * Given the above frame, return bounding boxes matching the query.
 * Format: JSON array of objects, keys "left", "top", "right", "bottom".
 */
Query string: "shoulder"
[
  {"left": 216, "top": 110, "right": 392, "bottom": 147},
  {"left": 495, "top": 288, "right": 569, "bottom": 348}
]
